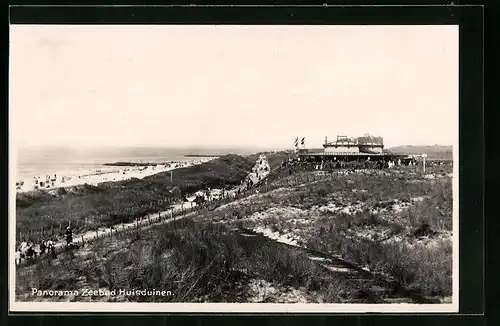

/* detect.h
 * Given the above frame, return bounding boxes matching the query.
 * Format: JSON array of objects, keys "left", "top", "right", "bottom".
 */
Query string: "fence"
[{"left": 16, "top": 165, "right": 410, "bottom": 268}]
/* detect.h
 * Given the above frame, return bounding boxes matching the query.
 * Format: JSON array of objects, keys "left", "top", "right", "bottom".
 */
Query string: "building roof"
[
  {"left": 317, "top": 152, "right": 385, "bottom": 156},
  {"left": 323, "top": 143, "right": 358, "bottom": 147},
  {"left": 298, "top": 152, "right": 410, "bottom": 157}
]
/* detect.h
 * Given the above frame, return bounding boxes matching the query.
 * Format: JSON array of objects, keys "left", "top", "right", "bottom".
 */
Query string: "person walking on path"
[
  {"left": 46, "top": 238, "right": 57, "bottom": 258},
  {"left": 39, "top": 240, "right": 47, "bottom": 255},
  {"left": 65, "top": 227, "right": 73, "bottom": 246}
]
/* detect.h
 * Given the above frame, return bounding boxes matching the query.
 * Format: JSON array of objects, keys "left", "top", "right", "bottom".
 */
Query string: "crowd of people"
[
  {"left": 15, "top": 239, "right": 54, "bottom": 265},
  {"left": 281, "top": 156, "right": 419, "bottom": 171},
  {"left": 242, "top": 156, "right": 270, "bottom": 189},
  {"left": 15, "top": 227, "right": 75, "bottom": 265}
]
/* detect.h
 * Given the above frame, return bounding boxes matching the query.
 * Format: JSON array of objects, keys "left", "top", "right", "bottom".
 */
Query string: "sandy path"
[
  {"left": 57, "top": 201, "right": 197, "bottom": 249},
  {"left": 18, "top": 201, "right": 199, "bottom": 262},
  {"left": 246, "top": 155, "right": 271, "bottom": 186},
  {"left": 237, "top": 227, "right": 440, "bottom": 304},
  {"left": 17, "top": 155, "right": 271, "bottom": 266}
]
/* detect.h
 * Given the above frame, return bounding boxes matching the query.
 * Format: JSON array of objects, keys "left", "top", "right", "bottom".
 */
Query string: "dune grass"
[
  {"left": 17, "top": 218, "right": 365, "bottom": 303},
  {"left": 16, "top": 159, "right": 453, "bottom": 302},
  {"left": 299, "top": 167, "right": 453, "bottom": 298},
  {"left": 210, "top": 163, "right": 453, "bottom": 298}
]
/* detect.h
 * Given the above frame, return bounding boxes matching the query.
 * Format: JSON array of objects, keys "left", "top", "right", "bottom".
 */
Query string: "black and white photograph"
[{"left": 9, "top": 24, "right": 458, "bottom": 312}]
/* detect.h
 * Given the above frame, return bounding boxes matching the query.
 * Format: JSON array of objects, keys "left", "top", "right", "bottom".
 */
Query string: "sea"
[{"left": 14, "top": 146, "right": 255, "bottom": 182}]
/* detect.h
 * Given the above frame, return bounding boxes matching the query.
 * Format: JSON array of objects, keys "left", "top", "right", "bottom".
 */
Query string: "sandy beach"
[{"left": 15, "top": 159, "right": 213, "bottom": 193}]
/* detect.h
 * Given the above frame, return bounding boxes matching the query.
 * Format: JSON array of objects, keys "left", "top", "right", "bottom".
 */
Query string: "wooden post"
[
  {"left": 96, "top": 230, "right": 99, "bottom": 239},
  {"left": 422, "top": 153, "right": 427, "bottom": 175},
  {"left": 81, "top": 235, "right": 84, "bottom": 246}
]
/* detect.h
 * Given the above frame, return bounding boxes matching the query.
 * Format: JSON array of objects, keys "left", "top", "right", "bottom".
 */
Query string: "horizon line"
[{"left": 16, "top": 143, "right": 454, "bottom": 150}]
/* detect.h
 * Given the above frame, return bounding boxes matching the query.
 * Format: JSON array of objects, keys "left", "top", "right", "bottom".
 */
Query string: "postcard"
[{"left": 9, "top": 24, "right": 459, "bottom": 313}]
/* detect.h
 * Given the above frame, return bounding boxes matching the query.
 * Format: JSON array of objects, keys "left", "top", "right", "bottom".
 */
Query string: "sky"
[{"left": 9, "top": 25, "right": 458, "bottom": 150}]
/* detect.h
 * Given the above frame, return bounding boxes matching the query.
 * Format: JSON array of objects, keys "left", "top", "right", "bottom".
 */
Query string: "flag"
[
  {"left": 294, "top": 137, "right": 298, "bottom": 147},
  {"left": 301, "top": 137, "right": 305, "bottom": 146}
]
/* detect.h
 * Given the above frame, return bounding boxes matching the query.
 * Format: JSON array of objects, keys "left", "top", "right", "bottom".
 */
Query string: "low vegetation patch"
[
  {"left": 299, "top": 167, "right": 453, "bottom": 298},
  {"left": 17, "top": 218, "right": 366, "bottom": 303},
  {"left": 16, "top": 159, "right": 453, "bottom": 303},
  {"left": 16, "top": 154, "right": 256, "bottom": 243}
]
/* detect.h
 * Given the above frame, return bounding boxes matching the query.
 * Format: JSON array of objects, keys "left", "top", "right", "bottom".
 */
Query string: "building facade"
[
  {"left": 322, "top": 134, "right": 384, "bottom": 154},
  {"left": 296, "top": 134, "right": 412, "bottom": 165}
]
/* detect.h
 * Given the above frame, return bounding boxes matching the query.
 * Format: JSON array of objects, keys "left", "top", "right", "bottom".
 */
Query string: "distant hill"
[{"left": 387, "top": 145, "right": 453, "bottom": 160}]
